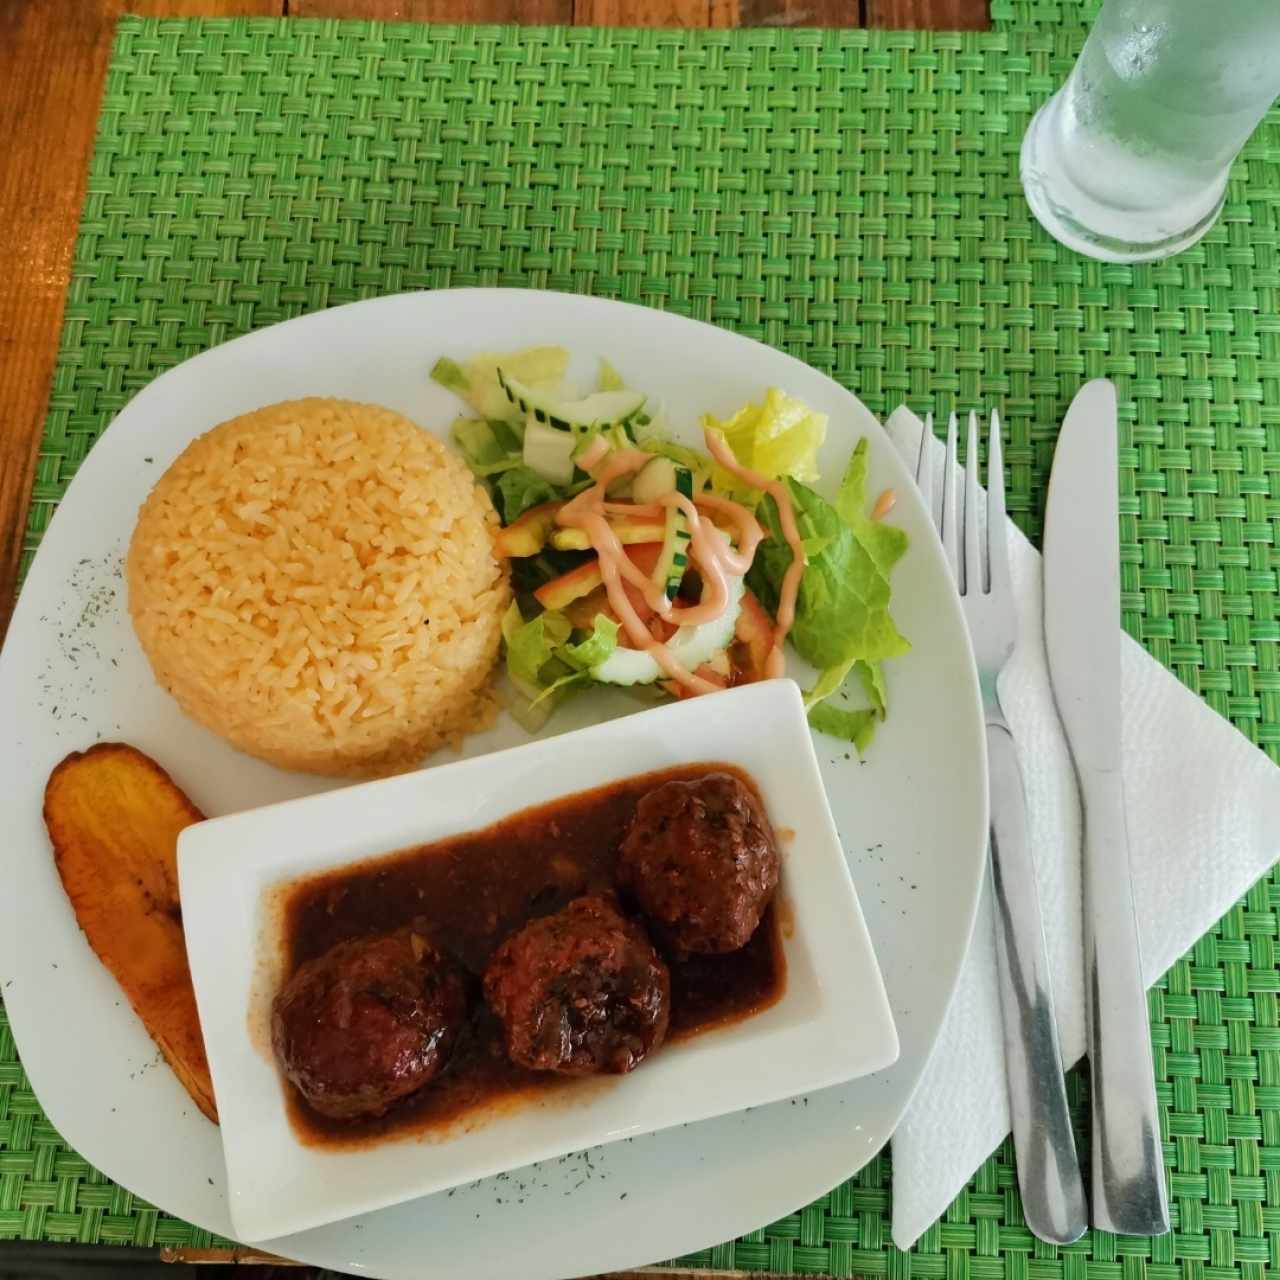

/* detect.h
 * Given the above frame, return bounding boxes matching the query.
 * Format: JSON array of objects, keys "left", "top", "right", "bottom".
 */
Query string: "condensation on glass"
[{"left": 1020, "top": 0, "right": 1280, "bottom": 262}]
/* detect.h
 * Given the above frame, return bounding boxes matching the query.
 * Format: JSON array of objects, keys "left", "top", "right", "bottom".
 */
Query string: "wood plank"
[
  {"left": 573, "top": 0, "right": 735, "bottom": 27},
  {"left": 866, "top": 0, "right": 987, "bottom": 26},
  {"left": 295, "top": 0, "right": 866, "bottom": 19},
  {"left": 0, "top": 0, "right": 282, "bottom": 642},
  {"left": 739, "top": 0, "right": 865, "bottom": 27},
  {"left": 293, "top": 0, "right": 574, "bottom": 19}
]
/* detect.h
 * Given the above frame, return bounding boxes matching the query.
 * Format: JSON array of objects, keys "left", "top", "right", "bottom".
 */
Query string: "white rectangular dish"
[{"left": 179, "top": 679, "right": 898, "bottom": 1243}]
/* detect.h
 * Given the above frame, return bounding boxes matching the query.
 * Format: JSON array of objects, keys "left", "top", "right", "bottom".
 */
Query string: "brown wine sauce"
[{"left": 277, "top": 763, "right": 786, "bottom": 1150}]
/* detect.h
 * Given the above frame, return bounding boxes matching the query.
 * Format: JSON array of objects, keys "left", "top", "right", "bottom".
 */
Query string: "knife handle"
[
  {"left": 986, "top": 717, "right": 1088, "bottom": 1244},
  {"left": 1079, "top": 766, "right": 1171, "bottom": 1236}
]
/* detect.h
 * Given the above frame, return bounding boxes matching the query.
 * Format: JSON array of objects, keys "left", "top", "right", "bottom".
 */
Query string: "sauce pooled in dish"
[{"left": 273, "top": 764, "right": 784, "bottom": 1149}]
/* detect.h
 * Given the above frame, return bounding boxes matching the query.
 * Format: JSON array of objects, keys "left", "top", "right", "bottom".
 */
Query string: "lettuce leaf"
[
  {"left": 802, "top": 657, "right": 879, "bottom": 711},
  {"left": 702, "top": 389, "right": 828, "bottom": 501},
  {"left": 800, "top": 441, "right": 899, "bottom": 745},
  {"left": 450, "top": 416, "right": 506, "bottom": 471},
  {"left": 560, "top": 614, "right": 619, "bottom": 671},
  {"left": 750, "top": 479, "right": 909, "bottom": 672},
  {"left": 836, "top": 439, "right": 908, "bottom": 577},
  {"left": 802, "top": 658, "right": 848, "bottom": 710},
  {"left": 494, "top": 467, "right": 559, "bottom": 522},
  {"left": 804, "top": 657, "right": 885, "bottom": 751},
  {"left": 502, "top": 604, "right": 571, "bottom": 691},
  {"left": 747, "top": 472, "right": 908, "bottom": 755},
  {"left": 807, "top": 703, "right": 879, "bottom": 755},
  {"left": 500, "top": 605, "right": 620, "bottom": 722},
  {"left": 430, "top": 357, "right": 470, "bottom": 392},
  {"left": 856, "top": 659, "right": 887, "bottom": 717}
]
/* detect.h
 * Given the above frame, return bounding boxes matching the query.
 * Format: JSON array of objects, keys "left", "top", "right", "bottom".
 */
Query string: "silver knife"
[{"left": 1043, "top": 379, "right": 1171, "bottom": 1236}]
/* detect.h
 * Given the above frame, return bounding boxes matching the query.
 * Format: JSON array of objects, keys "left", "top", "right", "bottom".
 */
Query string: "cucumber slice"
[
  {"left": 591, "top": 576, "right": 746, "bottom": 686},
  {"left": 560, "top": 389, "right": 647, "bottom": 427},
  {"left": 652, "top": 466, "right": 695, "bottom": 599},
  {"left": 450, "top": 416, "right": 504, "bottom": 468},
  {"left": 632, "top": 457, "right": 677, "bottom": 504},
  {"left": 460, "top": 347, "right": 570, "bottom": 421},
  {"left": 430, "top": 356, "right": 469, "bottom": 392},
  {"left": 498, "top": 369, "right": 646, "bottom": 431},
  {"left": 523, "top": 418, "right": 577, "bottom": 485}
]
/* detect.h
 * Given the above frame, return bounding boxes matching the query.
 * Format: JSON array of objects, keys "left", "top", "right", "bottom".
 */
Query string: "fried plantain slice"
[{"left": 43, "top": 742, "right": 217, "bottom": 1123}]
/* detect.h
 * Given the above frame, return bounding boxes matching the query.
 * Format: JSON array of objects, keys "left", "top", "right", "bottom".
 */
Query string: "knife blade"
[{"left": 1043, "top": 379, "right": 1171, "bottom": 1236}]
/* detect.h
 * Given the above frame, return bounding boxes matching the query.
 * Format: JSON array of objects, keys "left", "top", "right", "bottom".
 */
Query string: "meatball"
[
  {"left": 484, "top": 894, "right": 669, "bottom": 1075},
  {"left": 272, "top": 927, "right": 468, "bottom": 1120},
  {"left": 618, "top": 772, "right": 779, "bottom": 954}
]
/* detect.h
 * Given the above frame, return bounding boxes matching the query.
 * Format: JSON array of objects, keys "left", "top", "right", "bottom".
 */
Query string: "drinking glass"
[{"left": 1020, "top": 0, "right": 1280, "bottom": 262}]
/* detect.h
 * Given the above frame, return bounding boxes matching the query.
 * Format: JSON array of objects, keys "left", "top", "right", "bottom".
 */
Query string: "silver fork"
[{"left": 916, "top": 410, "right": 1088, "bottom": 1245}]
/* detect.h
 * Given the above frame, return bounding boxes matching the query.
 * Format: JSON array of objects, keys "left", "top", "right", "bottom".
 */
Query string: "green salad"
[{"left": 433, "top": 346, "right": 910, "bottom": 753}]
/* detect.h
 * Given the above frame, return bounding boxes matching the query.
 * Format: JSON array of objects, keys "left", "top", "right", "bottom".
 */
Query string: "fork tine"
[
  {"left": 941, "top": 412, "right": 960, "bottom": 581},
  {"left": 963, "top": 410, "right": 983, "bottom": 595},
  {"left": 915, "top": 412, "right": 937, "bottom": 535},
  {"left": 986, "top": 409, "right": 1010, "bottom": 600}
]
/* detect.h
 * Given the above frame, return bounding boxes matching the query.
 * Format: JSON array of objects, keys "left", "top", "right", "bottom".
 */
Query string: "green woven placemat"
[{"left": 4, "top": 3, "right": 1279, "bottom": 1275}]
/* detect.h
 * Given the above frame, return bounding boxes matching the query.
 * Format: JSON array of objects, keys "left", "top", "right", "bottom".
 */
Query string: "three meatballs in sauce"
[{"left": 271, "top": 771, "right": 780, "bottom": 1121}]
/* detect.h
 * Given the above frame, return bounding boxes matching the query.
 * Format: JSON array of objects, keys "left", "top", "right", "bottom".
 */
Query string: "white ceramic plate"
[
  {"left": 182, "top": 682, "right": 899, "bottom": 1242},
  {"left": 0, "top": 289, "right": 987, "bottom": 1280}
]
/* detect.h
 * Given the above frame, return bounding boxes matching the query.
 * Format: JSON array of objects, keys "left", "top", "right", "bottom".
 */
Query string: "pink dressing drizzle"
[
  {"left": 554, "top": 430, "right": 804, "bottom": 691},
  {"left": 557, "top": 449, "right": 716, "bottom": 692},
  {"left": 871, "top": 489, "right": 897, "bottom": 521},
  {"left": 576, "top": 435, "right": 612, "bottom": 470},
  {"left": 701, "top": 431, "right": 805, "bottom": 680}
]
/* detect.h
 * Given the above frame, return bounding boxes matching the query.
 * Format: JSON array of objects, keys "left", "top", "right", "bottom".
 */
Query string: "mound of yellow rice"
[{"left": 127, "top": 398, "right": 510, "bottom": 778}]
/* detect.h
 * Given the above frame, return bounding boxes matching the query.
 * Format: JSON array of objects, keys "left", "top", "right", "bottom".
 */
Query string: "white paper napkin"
[{"left": 884, "top": 406, "right": 1280, "bottom": 1249}]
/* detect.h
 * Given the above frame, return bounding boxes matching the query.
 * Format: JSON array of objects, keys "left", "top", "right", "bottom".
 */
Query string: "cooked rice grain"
[{"left": 127, "top": 399, "right": 510, "bottom": 777}]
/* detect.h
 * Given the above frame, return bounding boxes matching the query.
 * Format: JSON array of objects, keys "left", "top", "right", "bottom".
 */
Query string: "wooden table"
[
  {"left": 1, "top": 0, "right": 980, "bottom": 1272},
  {"left": 0, "top": 0, "right": 985, "bottom": 642}
]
